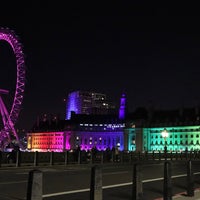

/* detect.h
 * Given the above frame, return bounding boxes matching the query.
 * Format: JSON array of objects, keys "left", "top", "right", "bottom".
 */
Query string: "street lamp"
[{"left": 161, "top": 128, "right": 169, "bottom": 153}]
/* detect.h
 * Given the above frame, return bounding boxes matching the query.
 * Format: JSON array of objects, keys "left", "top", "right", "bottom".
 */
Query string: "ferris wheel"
[{"left": 0, "top": 27, "right": 26, "bottom": 149}]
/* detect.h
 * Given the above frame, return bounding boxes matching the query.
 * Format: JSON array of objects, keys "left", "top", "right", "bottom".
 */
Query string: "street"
[{"left": 0, "top": 161, "right": 200, "bottom": 200}]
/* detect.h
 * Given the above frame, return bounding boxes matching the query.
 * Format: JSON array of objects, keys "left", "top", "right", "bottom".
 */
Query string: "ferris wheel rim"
[{"left": 0, "top": 27, "right": 26, "bottom": 128}]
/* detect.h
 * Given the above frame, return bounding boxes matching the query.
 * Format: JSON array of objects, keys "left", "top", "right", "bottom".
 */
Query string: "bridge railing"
[{"left": 1, "top": 150, "right": 200, "bottom": 167}]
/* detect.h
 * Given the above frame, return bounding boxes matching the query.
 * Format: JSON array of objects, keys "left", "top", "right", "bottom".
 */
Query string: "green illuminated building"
[{"left": 124, "top": 106, "right": 200, "bottom": 152}]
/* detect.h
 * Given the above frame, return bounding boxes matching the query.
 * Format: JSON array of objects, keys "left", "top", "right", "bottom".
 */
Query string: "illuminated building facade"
[
  {"left": 73, "top": 122, "right": 125, "bottom": 151},
  {"left": 27, "top": 113, "right": 125, "bottom": 152},
  {"left": 27, "top": 131, "right": 72, "bottom": 152},
  {"left": 66, "top": 91, "right": 116, "bottom": 120},
  {"left": 124, "top": 125, "right": 200, "bottom": 152},
  {"left": 27, "top": 99, "right": 200, "bottom": 153},
  {"left": 27, "top": 125, "right": 124, "bottom": 152},
  {"left": 124, "top": 106, "right": 200, "bottom": 152},
  {"left": 27, "top": 124, "right": 200, "bottom": 153},
  {"left": 143, "top": 126, "right": 200, "bottom": 152}
]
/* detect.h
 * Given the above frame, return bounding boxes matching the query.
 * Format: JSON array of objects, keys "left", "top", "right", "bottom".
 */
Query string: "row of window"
[
  {"left": 78, "top": 127, "right": 123, "bottom": 131},
  {"left": 76, "top": 138, "right": 118, "bottom": 145},
  {"left": 151, "top": 140, "right": 200, "bottom": 145},
  {"left": 32, "top": 145, "right": 63, "bottom": 149},
  {"left": 33, "top": 137, "right": 63, "bottom": 141},
  {"left": 150, "top": 128, "right": 200, "bottom": 133},
  {"left": 151, "top": 134, "right": 200, "bottom": 138},
  {"left": 33, "top": 142, "right": 63, "bottom": 145},
  {"left": 31, "top": 136, "right": 121, "bottom": 147}
]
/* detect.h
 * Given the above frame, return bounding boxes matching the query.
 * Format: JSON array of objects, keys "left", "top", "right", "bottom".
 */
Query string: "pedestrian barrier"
[
  {"left": 26, "top": 169, "right": 43, "bottom": 200},
  {"left": 132, "top": 163, "right": 143, "bottom": 200},
  {"left": 131, "top": 160, "right": 195, "bottom": 200},
  {"left": 90, "top": 165, "right": 102, "bottom": 200},
  {"left": 23, "top": 160, "right": 196, "bottom": 200},
  {"left": 186, "top": 160, "right": 194, "bottom": 196},
  {"left": 163, "top": 161, "right": 172, "bottom": 200},
  {"left": 1, "top": 150, "right": 200, "bottom": 167}
]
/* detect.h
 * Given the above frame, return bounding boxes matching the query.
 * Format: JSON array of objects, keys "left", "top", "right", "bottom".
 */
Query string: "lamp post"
[{"left": 161, "top": 128, "right": 169, "bottom": 154}]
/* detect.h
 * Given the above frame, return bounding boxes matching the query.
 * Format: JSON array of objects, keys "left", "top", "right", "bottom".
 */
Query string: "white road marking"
[
  {"left": 1, "top": 170, "right": 200, "bottom": 198},
  {"left": 0, "top": 180, "right": 27, "bottom": 184},
  {"left": 103, "top": 171, "right": 129, "bottom": 175},
  {"left": 43, "top": 171, "right": 200, "bottom": 198}
]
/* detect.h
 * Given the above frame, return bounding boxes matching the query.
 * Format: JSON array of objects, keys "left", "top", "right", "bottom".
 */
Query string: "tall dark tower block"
[
  {"left": 66, "top": 91, "right": 116, "bottom": 120},
  {"left": 119, "top": 93, "right": 126, "bottom": 120}
]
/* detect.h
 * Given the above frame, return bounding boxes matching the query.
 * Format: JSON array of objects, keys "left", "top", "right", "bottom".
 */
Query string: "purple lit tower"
[
  {"left": 119, "top": 93, "right": 126, "bottom": 120},
  {"left": 66, "top": 91, "right": 81, "bottom": 120},
  {"left": 66, "top": 91, "right": 116, "bottom": 120}
]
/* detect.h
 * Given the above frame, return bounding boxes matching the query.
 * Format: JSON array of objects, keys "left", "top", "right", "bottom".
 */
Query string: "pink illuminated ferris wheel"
[{"left": 0, "top": 28, "right": 26, "bottom": 149}]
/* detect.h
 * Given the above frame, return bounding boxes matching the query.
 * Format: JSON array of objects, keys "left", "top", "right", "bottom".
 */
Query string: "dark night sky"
[{"left": 1, "top": 2, "right": 200, "bottom": 130}]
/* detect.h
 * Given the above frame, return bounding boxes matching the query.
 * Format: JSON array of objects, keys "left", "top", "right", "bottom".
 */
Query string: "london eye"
[{"left": 0, "top": 27, "right": 26, "bottom": 150}]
